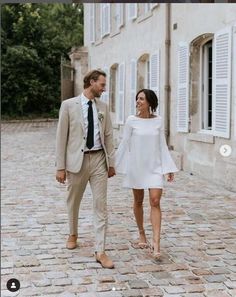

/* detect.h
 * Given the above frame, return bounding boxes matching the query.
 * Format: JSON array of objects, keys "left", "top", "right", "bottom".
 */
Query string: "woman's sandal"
[
  {"left": 137, "top": 229, "right": 149, "bottom": 249},
  {"left": 151, "top": 242, "right": 161, "bottom": 260},
  {"left": 138, "top": 242, "right": 149, "bottom": 249},
  {"left": 153, "top": 252, "right": 161, "bottom": 260}
]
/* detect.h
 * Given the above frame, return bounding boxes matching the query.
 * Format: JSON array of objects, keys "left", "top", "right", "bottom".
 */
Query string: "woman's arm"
[{"left": 160, "top": 121, "right": 179, "bottom": 175}]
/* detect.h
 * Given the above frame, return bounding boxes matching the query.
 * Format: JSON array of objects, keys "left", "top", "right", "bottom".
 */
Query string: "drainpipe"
[{"left": 164, "top": 3, "right": 171, "bottom": 145}]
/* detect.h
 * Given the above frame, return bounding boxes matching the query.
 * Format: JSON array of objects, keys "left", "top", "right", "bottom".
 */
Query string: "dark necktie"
[{"left": 86, "top": 100, "right": 94, "bottom": 149}]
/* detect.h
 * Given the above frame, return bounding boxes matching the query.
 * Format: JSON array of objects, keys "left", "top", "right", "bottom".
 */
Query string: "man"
[{"left": 56, "top": 69, "right": 116, "bottom": 269}]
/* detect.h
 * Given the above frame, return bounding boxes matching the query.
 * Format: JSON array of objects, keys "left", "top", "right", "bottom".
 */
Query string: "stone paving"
[{"left": 1, "top": 121, "right": 236, "bottom": 297}]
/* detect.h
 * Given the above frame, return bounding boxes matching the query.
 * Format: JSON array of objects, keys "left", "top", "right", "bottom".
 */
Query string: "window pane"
[{"left": 202, "top": 40, "right": 213, "bottom": 130}]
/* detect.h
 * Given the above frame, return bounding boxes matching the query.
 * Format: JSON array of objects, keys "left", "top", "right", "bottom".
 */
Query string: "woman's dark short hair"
[
  {"left": 83, "top": 69, "right": 106, "bottom": 89},
  {"left": 136, "top": 89, "right": 158, "bottom": 113}
]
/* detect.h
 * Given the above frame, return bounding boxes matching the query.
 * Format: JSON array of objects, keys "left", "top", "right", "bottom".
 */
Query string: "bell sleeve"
[
  {"left": 160, "top": 122, "right": 179, "bottom": 175},
  {"left": 115, "top": 116, "right": 133, "bottom": 174}
]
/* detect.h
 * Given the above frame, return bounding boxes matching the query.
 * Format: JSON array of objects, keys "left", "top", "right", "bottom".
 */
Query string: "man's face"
[{"left": 90, "top": 75, "right": 106, "bottom": 98}]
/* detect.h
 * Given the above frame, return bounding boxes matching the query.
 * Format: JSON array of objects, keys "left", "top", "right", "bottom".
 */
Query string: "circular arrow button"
[{"left": 220, "top": 144, "right": 232, "bottom": 157}]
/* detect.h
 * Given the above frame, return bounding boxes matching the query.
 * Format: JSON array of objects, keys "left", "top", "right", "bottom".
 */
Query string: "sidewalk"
[{"left": 1, "top": 121, "right": 236, "bottom": 297}]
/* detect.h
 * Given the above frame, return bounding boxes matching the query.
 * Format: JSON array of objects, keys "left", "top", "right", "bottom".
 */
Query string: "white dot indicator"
[
  {"left": 112, "top": 287, "right": 116, "bottom": 291},
  {"left": 220, "top": 144, "right": 232, "bottom": 157}
]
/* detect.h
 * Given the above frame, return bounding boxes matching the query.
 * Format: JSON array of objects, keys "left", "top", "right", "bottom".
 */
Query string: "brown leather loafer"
[
  {"left": 66, "top": 235, "right": 77, "bottom": 249},
  {"left": 95, "top": 252, "right": 114, "bottom": 269}
]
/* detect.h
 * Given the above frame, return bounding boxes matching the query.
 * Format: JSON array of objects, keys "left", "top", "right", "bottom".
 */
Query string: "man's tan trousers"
[{"left": 66, "top": 150, "right": 108, "bottom": 252}]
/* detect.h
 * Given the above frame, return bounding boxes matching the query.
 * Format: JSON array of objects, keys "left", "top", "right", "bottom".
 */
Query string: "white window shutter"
[
  {"left": 119, "top": 4, "right": 124, "bottom": 28},
  {"left": 101, "top": 4, "right": 105, "bottom": 37},
  {"left": 105, "top": 4, "right": 110, "bottom": 35},
  {"left": 101, "top": 67, "right": 109, "bottom": 105},
  {"left": 177, "top": 42, "right": 189, "bottom": 132},
  {"left": 130, "top": 59, "right": 137, "bottom": 115},
  {"left": 233, "top": 24, "right": 236, "bottom": 140},
  {"left": 117, "top": 63, "right": 125, "bottom": 124},
  {"left": 101, "top": 4, "right": 110, "bottom": 37},
  {"left": 116, "top": 3, "right": 124, "bottom": 29},
  {"left": 89, "top": 4, "right": 95, "bottom": 43},
  {"left": 212, "top": 26, "right": 232, "bottom": 139},
  {"left": 128, "top": 3, "right": 137, "bottom": 21},
  {"left": 144, "top": 4, "right": 151, "bottom": 14},
  {"left": 150, "top": 52, "right": 160, "bottom": 113}
]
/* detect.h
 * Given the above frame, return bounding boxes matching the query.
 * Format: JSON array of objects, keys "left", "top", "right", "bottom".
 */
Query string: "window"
[
  {"left": 101, "top": 3, "right": 110, "bottom": 37},
  {"left": 115, "top": 3, "right": 124, "bottom": 30},
  {"left": 116, "top": 63, "right": 125, "bottom": 124},
  {"left": 149, "top": 53, "right": 160, "bottom": 111},
  {"left": 130, "top": 59, "right": 137, "bottom": 115},
  {"left": 110, "top": 64, "right": 118, "bottom": 113},
  {"left": 136, "top": 53, "right": 160, "bottom": 114},
  {"left": 94, "top": 4, "right": 101, "bottom": 42},
  {"left": 201, "top": 40, "right": 213, "bottom": 130},
  {"left": 89, "top": 4, "right": 95, "bottom": 43},
  {"left": 128, "top": 3, "right": 137, "bottom": 21},
  {"left": 100, "top": 67, "right": 109, "bottom": 104},
  {"left": 144, "top": 3, "right": 151, "bottom": 14},
  {"left": 179, "top": 26, "right": 232, "bottom": 138},
  {"left": 111, "top": 3, "right": 124, "bottom": 34},
  {"left": 137, "top": 54, "right": 149, "bottom": 90}
]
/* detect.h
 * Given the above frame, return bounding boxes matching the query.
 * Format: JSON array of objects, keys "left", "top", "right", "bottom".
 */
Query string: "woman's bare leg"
[
  {"left": 149, "top": 188, "right": 163, "bottom": 255},
  {"left": 132, "top": 189, "right": 147, "bottom": 245}
]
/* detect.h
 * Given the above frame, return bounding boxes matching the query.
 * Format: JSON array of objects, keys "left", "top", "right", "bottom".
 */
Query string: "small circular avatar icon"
[{"left": 7, "top": 278, "right": 20, "bottom": 292}]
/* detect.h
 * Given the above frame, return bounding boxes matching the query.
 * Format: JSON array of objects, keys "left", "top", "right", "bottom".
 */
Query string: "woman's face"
[{"left": 136, "top": 92, "right": 149, "bottom": 113}]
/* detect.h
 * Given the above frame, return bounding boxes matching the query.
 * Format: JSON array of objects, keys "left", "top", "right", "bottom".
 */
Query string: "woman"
[{"left": 115, "top": 89, "right": 178, "bottom": 259}]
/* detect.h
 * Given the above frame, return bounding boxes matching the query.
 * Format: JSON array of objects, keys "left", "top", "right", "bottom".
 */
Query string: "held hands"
[
  {"left": 108, "top": 167, "right": 116, "bottom": 178},
  {"left": 56, "top": 170, "right": 66, "bottom": 184},
  {"left": 56, "top": 167, "right": 116, "bottom": 183},
  {"left": 167, "top": 172, "right": 174, "bottom": 182}
]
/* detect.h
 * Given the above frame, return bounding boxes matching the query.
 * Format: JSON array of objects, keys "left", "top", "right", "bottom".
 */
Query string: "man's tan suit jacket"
[{"left": 56, "top": 95, "right": 115, "bottom": 173}]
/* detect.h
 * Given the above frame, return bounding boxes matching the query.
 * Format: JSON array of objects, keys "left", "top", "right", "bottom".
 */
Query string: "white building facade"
[{"left": 72, "top": 3, "right": 236, "bottom": 191}]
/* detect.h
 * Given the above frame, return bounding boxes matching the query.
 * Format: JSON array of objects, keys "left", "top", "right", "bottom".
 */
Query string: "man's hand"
[
  {"left": 108, "top": 167, "right": 116, "bottom": 178},
  {"left": 56, "top": 169, "right": 66, "bottom": 184},
  {"left": 167, "top": 172, "right": 174, "bottom": 182}
]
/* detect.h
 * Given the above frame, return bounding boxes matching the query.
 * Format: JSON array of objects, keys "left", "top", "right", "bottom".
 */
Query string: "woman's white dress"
[{"left": 115, "top": 115, "right": 178, "bottom": 189}]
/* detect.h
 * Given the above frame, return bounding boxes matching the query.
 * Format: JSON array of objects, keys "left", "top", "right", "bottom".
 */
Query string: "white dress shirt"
[{"left": 81, "top": 93, "right": 102, "bottom": 151}]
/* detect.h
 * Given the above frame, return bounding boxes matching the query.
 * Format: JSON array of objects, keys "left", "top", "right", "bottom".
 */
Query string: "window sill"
[
  {"left": 151, "top": 4, "right": 159, "bottom": 10},
  {"left": 110, "top": 29, "right": 121, "bottom": 38},
  {"left": 188, "top": 132, "right": 215, "bottom": 144},
  {"left": 95, "top": 39, "right": 103, "bottom": 46},
  {"left": 129, "top": 17, "right": 137, "bottom": 22},
  {"left": 137, "top": 11, "right": 152, "bottom": 24}
]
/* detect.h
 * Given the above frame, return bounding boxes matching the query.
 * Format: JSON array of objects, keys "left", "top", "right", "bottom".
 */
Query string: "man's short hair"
[{"left": 83, "top": 69, "right": 106, "bottom": 89}]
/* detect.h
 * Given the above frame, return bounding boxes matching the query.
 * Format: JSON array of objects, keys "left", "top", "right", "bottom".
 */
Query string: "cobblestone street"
[{"left": 1, "top": 121, "right": 236, "bottom": 297}]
